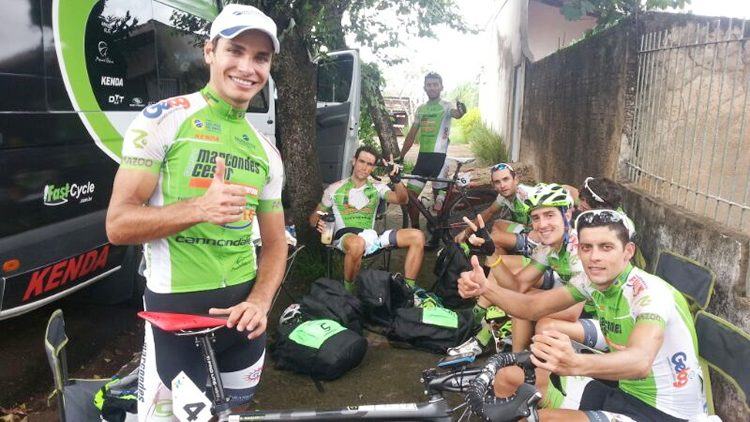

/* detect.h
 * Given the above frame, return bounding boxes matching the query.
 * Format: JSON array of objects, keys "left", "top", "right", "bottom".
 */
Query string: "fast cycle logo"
[
  {"left": 43, "top": 181, "right": 95, "bottom": 206},
  {"left": 96, "top": 41, "right": 114, "bottom": 64}
]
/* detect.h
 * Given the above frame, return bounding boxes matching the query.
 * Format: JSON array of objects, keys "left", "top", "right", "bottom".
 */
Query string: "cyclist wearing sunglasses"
[
  {"left": 400, "top": 72, "right": 466, "bottom": 243},
  {"left": 454, "top": 163, "right": 540, "bottom": 255},
  {"left": 459, "top": 209, "right": 707, "bottom": 422}
]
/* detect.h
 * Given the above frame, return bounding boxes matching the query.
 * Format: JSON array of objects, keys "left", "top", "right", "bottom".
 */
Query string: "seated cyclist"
[
  {"left": 309, "top": 146, "right": 428, "bottom": 300},
  {"left": 105, "top": 5, "right": 285, "bottom": 420},
  {"left": 454, "top": 163, "right": 538, "bottom": 256},
  {"left": 450, "top": 184, "right": 601, "bottom": 357},
  {"left": 459, "top": 209, "right": 707, "bottom": 421}
]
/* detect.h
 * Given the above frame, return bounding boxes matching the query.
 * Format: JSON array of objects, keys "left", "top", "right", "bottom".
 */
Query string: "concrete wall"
[
  {"left": 521, "top": 22, "right": 632, "bottom": 185},
  {"left": 622, "top": 183, "right": 750, "bottom": 421}
]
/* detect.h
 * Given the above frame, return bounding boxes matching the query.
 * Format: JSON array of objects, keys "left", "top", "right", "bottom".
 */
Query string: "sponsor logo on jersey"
[
  {"left": 22, "top": 245, "right": 110, "bottom": 301},
  {"left": 628, "top": 275, "right": 647, "bottom": 297},
  {"left": 122, "top": 156, "right": 156, "bottom": 168},
  {"left": 189, "top": 149, "right": 263, "bottom": 187},
  {"left": 670, "top": 352, "right": 691, "bottom": 388},
  {"left": 600, "top": 318, "right": 622, "bottom": 335},
  {"left": 193, "top": 119, "right": 204, "bottom": 129},
  {"left": 222, "top": 208, "right": 256, "bottom": 230},
  {"left": 195, "top": 134, "right": 219, "bottom": 142},
  {"left": 43, "top": 181, "right": 95, "bottom": 206},
  {"left": 129, "top": 129, "right": 148, "bottom": 149},
  {"left": 175, "top": 235, "right": 252, "bottom": 247},
  {"left": 101, "top": 76, "right": 124, "bottom": 87},
  {"left": 235, "top": 134, "right": 250, "bottom": 143},
  {"left": 143, "top": 97, "right": 191, "bottom": 119},
  {"left": 205, "top": 120, "right": 222, "bottom": 133}
]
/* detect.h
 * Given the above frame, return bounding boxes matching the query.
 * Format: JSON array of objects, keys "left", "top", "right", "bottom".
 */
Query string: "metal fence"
[{"left": 626, "top": 19, "right": 750, "bottom": 234}]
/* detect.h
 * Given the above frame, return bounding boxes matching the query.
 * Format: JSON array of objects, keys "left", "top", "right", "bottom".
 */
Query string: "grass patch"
[{"left": 468, "top": 124, "right": 508, "bottom": 166}]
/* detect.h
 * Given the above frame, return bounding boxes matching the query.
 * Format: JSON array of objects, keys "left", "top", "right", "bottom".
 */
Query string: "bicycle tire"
[{"left": 442, "top": 187, "right": 498, "bottom": 237}]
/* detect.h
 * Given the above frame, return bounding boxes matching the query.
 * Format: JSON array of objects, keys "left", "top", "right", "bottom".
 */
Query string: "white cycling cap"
[{"left": 209, "top": 4, "right": 280, "bottom": 53}]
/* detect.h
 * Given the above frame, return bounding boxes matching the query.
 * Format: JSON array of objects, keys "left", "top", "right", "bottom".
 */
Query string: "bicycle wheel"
[{"left": 442, "top": 187, "right": 498, "bottom": 237}]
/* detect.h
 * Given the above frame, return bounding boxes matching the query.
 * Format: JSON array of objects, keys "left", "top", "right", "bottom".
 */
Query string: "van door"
[{"left": 315, "top": 50, "right": 361, "bottom": 184}]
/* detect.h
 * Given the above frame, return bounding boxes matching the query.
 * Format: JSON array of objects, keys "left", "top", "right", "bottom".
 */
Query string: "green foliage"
[
  {"left": 359, "top": 104, "right": 380, "bottom": 150},
  {"left": 287, "top": 247, "right": 327, "bottom": 283},
  {"left": 467, "top": 124, "right": 508, "bottom": 166},
  {"left": 560, "top": 0, "right": 691, "bottom": 32},
  {"left": 455, "top": 107, "right": 481, "bottom": 139},
  {"left": 447, "top": 82, "right": 479, "bottom": 109}
]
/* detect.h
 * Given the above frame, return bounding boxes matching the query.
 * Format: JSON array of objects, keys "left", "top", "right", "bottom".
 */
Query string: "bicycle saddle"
[{"left": 137, "top": 311, "right": 227, "bottom": 332}]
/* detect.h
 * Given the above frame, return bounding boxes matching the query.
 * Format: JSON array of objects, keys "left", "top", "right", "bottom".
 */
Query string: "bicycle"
[
  {"left": 137, "top": 311, "right": 542, "bottom": 421},
  {"left": 380, "top": 157, "right": 498, "bottom": 248}
]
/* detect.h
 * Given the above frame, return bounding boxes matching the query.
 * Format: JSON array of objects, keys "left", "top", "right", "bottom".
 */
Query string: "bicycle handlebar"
[{"left": 466, "top": 351, "right": 539, "bottom": 422}]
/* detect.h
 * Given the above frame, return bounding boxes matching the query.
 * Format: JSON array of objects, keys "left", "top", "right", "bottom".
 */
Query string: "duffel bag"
[
  {"left": 271, "top": 317, "right": 367, "bottom": 381},
  {"left": 388, "top": 307, "right": 475, "bottom": 354},
  {"left": 431, "top": 243, "right": 474, "bottom": 309},
  {"left": 301, "top": 278, "right": 364, "bottom": 334},
  {"left": 356, "top": 269, "right": 412, "bottom": 332}
]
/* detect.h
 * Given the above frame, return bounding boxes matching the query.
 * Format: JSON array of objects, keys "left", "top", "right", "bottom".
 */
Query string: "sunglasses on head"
[
  {"left": 492, "top": 163, "right": 515, "bottom": 173},
  {"left": 574, "top": 209, "right": 635, "bottom": 239},
  {"left": 583, "top": 177, "right": 606, "bottom": 204}
]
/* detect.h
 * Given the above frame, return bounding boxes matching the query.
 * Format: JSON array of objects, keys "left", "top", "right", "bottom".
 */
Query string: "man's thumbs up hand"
[{"left": 458, "top": 255, "right": 489, "bottom": 298}]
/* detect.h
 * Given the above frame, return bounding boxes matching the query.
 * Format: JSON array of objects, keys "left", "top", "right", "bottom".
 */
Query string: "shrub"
[
  {"left": 454, "top": 107, "right": 481, "bottom": 140},
  {"left": 468, "top": 124, "right": 508, "bottom": 166}
]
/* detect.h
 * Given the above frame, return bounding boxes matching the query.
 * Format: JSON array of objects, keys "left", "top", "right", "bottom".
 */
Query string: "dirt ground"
[{"left": 3, "top": 141, "right": 489, "bottom": 421}]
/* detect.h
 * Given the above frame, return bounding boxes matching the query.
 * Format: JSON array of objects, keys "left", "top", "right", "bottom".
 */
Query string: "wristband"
[{"left": 488, "top": 256, "right": 504, "bottom": 268}]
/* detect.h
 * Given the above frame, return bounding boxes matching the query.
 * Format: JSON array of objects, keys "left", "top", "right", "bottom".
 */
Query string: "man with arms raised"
[
  {"left": 309, "top": 147, "right": 427, "bottom": 300},
  {"left": 106, "top": 5, "right": 285, "bottom": 420},
  {"left": 459, "top": 209, "right": 706, "bottom": 421}
]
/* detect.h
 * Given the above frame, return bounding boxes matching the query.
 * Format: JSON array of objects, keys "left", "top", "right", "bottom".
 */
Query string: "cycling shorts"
[
  {"left": 138, "top": 282, "right": 265, "bottom": 421},
  {"left": 579, "top": 380, "right": 688, "bottom": 421},
  {"left": 335, "top": 228, "right": 397, "bottom": 255},
  {"left": 407, "top": 152, "right": 448, "bottom": 192}
]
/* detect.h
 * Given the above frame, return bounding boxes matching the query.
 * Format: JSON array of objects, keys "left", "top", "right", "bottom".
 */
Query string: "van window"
[
  {"left": 153, "top": 1, "right": 210, "bottom": 97},
  {"left": 84, "top": 0, "right": 158, "bottom": 111},
  {"left": 0, "top": 0, "right": 45, "bottom": 111},
  {"left": 317, "top": 55, "right": 354, "bottom": 103}
]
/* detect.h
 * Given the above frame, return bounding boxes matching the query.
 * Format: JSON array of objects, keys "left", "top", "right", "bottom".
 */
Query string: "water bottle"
[{"left": 320, "top": 213, "right": 335, "bottom": 245}]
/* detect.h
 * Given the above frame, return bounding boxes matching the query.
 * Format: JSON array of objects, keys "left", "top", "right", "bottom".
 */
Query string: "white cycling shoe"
[{"left": 447, "top": 336, "right": 484, "bottom": 357}]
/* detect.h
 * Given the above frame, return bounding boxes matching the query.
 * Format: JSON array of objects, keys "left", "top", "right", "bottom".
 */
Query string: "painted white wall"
[{"left": 526, "top": 1, "right": 597, "bottom": 61}]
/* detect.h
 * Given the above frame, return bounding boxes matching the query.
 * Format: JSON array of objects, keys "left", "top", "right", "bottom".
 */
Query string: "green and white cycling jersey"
[
  {"left": 529, "top": 232, "right": 583, "bottom": 283},
  {"left": 564, "top": 264, "right": 705, "bottom": 420},
  {"left": 494, "top": 183, "right": 534, "bottom": 226},
  {"left": 414, "top": 100, "right": 453, "bottom": 154},
  {"left": 320, "top": 178, "right": 390, "bottom": 232},
  {"left": 120, "top": 86, "right": 284, "bottom": 294}
]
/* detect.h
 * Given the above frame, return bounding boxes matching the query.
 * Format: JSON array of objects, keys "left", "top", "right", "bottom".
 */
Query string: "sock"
[
  {"left": 485, "top": 305, "right": 507, "bottom": 321},
  {"left": 472, "top": 304, "right": 487, "bottom": 326},
  {"left": 344, "top": 279, "right": 356, "bottom": 294},
  {"left": 475, "top": 325, "right": 493, "bottom": 347},
  {"left": 404, "top": 277, "right": 417, "bottom": 289}
]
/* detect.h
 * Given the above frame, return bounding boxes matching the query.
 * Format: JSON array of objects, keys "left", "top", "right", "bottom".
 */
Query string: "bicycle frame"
[
  {"left": 401, "top": 161, "right": 484, "bottom": 245},
  {"left": 181, "top": 326, "right": 484, "bottom": 422}
]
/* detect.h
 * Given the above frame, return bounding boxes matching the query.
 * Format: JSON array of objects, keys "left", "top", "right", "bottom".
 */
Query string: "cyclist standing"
[
  {"left": 460, "top": 209, "right": 707, "bottom": 421},
  {"left": 401, "top": 72, "right": 466, "bottom": 247},
  {"left": 106, "top": 5, "right": 285, "bottom": 420}
]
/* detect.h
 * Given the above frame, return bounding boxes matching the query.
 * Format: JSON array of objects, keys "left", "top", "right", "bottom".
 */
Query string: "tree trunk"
[
  {"left": 364, "top": 90, "right": 400, "bottom": 158},
  {"left": 271, "top": 28, "right": 322, "bottom": 246}
]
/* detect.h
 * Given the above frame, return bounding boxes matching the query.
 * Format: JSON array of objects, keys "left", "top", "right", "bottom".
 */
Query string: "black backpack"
[
  {"left": 431, "top": 243, "right": 474, "bottom": 309},
  {"left": 271, "top": 318, "right": 367, "bottom": 381},
  {"left": 356, "top": 269, "right": 413, "bottom": 332},
  {"left": 388, "top": 307, "right": 476, "bottom": 354},
  {"left": 301, "top": 278, "right": 364, "bottom": 334}
]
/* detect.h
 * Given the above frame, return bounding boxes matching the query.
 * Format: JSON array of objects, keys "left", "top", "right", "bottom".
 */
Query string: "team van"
[{"left": 0, "top": 0, "right": 361, "bottom": 320}]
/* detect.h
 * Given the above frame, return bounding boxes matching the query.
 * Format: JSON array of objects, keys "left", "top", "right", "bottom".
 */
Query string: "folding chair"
[
  {"left": 694, "top": 310, "right": 750, "bottom": 414},
  {"left": 45, "top": 309, "right": 109, "bottom": 422},
  {"left": 654, "top": 250, "right": 716, "bottom": 311},
  {"left": 325, "top": 198, "right": 394, "bottom": 278}
]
